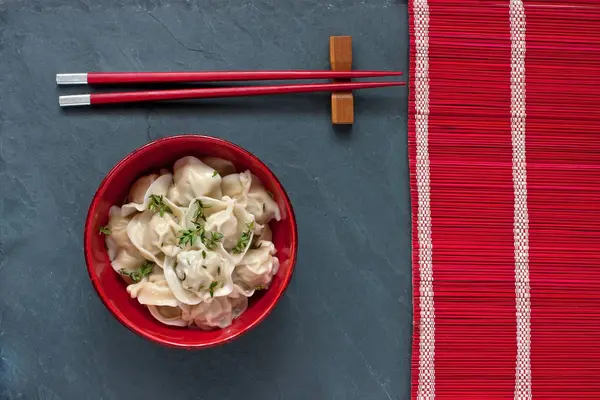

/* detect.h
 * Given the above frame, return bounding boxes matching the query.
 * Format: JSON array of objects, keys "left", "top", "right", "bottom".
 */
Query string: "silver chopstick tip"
[
  {"left": 56, "top": 73, "right": 88, "bottom": 85},
  {"left": 59, "top": 94, "right": 91, "bottom": 107}
]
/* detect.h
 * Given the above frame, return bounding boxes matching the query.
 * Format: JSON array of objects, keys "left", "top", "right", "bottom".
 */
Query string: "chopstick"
[
  {"left": 59, "top": 81, "right": 404, "bottom": 107},
  {"left": 56, "top": 70, "right": 402, "bottom": 85}
]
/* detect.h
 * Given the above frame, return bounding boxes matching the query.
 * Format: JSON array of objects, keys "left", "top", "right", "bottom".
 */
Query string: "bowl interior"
[{"left": 84, "top": 135, "right": 297, "bottom": 348}]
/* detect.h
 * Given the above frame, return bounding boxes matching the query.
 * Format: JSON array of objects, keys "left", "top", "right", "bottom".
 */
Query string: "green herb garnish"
[
  {"left": 120, "top": 261, "right": 154, "bottom": 282},
  {"left": 178, "top": 218, "right": 223, "bottom": 250},
  {"left": 232, "top": 221, "right": 254, "bottom": 254},
  {"left": 193, "top": 199, "right": 211, "bottom": 222},
  {"left": 202, "top": 231, "right": 224, "bottom": 250},
  {"left": 178, "top": 223, "right": 204, "bottom": 247},
  {"left": 212, "top": 170, "right": 218, "bottom": 177},
  {"left": 148, "top": 194, "right": 172, "bottom": 217},
  {"left": 217, "top": 266, "right": 221, "bottom": 275},
  {"left": 267, "top": 190, "right": 274, "bottom": 199},
  {"left": 208, "top": 281, "right": 219, "bottom": 298},
  {"left": 255, "top": 285, "right": 265, "bottom": 291},
  {"left": 99, "top": 225, "right": 111, "bottom": 235}
]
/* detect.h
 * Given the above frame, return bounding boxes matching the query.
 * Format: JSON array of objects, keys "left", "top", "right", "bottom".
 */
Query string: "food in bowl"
[{"left": 100, "top": 155, "right": 281, "bottom": 330}]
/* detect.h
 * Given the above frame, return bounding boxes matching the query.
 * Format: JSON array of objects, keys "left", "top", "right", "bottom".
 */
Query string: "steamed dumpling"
[
  {"left": 233, "top": 241, "right": 279, "bottom": 296},
  {"left": 221, "top": 171, "right": 280, "bottom": 224},
  {"left": 148, "top": 305, "right": 187, "bottom": 327},
  {"left": 105, "top": 206, "right": 136, "bottom": 253},
  {"left": 128, "top": 173, "right": 159, "bottom": 204},
  {"left": 255, "top": 223, "right": 272, "bottom": 243},
  {"left": 122, "top": 173, "right": 174, "bottom": 217},
  {"left": 201, "top": 156, "right": 236, "bottom": 176},
  {"left": 184, "top": 196, "right": 256, "bottom": 258},
  {"left": 162, "top": 256, "right": 201, "bottom": 305},
  {"left": 110, "top": 249, "right": 146, "bottom": 276},
  {"left": 163, "top": 249, "right": 234, "bottom": 305},
  {"left": 204, "top": 197, "right": 255, "bottom": 250},
  {"left": 221, "top": 171, "right": 251, "bottom": 202},
  {"left": 127, "top": 269, "right": 179, "bottom": 307},
  {"left": 180, "top": 296, "right": 248, "bottom": 330},
  {"left": 182, "top": 196, "right": 230, "bottom": 231},
  {"left": 247, "top": 174, "right": 281, "bottom": 224},
  {"left": 127, "top": 211, "right": 182, "bottom": 265},
  {"left": 229, "top": 295, "right": 249, "bottom": 319},
  {"left": 168, "top": 157, "right": 222, "bottom": 206},
  {"left": 105, "top": 206, "right": 146, "bottom": 273}
]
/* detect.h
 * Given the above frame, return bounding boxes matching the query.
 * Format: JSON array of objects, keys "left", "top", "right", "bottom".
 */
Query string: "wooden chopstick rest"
[{"left": 330, "top": 36, "right": 354, "bottom": 125}]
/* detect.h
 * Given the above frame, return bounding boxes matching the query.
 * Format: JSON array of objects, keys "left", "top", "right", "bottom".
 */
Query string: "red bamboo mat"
[{"left": 408, "top": 1, "right": 600, "bottom": 398}]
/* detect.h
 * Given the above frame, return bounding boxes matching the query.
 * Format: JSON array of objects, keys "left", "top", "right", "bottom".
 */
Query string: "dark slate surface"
[{"left": 0, "top": 1, "right": 411, "bottom": 399}]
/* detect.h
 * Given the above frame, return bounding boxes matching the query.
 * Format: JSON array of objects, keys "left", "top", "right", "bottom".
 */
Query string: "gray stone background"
[{"left": 0, "top": 1, "right": 411, "bottom": 399}]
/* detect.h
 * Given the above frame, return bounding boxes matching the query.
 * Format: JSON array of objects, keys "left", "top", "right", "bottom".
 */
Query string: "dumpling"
[
  {"left": 233, "top": 241, "right": 279, "bottom": 296},
  {"left": 221, "top": 171, "right": 251, "bottom": 202},
  {"left": 183, "top": 196, "right": 256, "bottom": 259},
  {"left": 246, "top": 222, "right": 272, "bottom": 249},
  {"left": 127, "top": 211, "right": 182, "bottom": 265},
  {"left": 229, "top": 295, "right": 249, "bottom": 320},
  {"left": 105, "top": 206, "right": 146, "bottom": 273},
  {"left": 163, "top": 249, "right": 234, "bottom": 305},
  {"left": 105, "top": 206, "right": 136, "bottom": 252},
  {"left": 247, "top": 174, "right": 281, "bottom": 224},
  {"left": 180, "top": 296, "right": 248, "bottom": 330},
  {"left": 182, "top": 196, "right": 230, "bottom": 230},
  {"left": 127, "top": 173, "right": 159, "bottom": 204},
  {"left": 204, "top": 197, "right": 255, "bottom": 251},
  {"left": 110, "top": 250, "right": 146, "bottom": 277},
  {"left": 168, "top": 157, "right": 222, "bottom": 207},
  {"left": 255, "top": 223, "right": 272, "bottom": 243},
  {"left": 221, "top": 171, "right": 280, "bottom": 225},
  {"left": 201, "top": 156, "right": 236, "bottom": 176},
  {"left": 147, "top": 305, "right": 187, "bottom": 327},
  {"left": 127, "top": 269, "right": 179, "bottom": 307},
  {"left": 121, "top": 173, "right": 175, "bottom": 217}
]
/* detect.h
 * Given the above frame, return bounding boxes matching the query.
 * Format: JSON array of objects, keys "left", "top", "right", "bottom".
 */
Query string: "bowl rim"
[{"left": 83, "top": 134, "right": 298, "bottom": 349}]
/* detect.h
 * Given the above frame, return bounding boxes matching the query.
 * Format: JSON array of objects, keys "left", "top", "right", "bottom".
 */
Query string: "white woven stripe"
[
  {"left": 413, "top": 0, "right": 435, "bottom": 399},
  {"left": 509, "top": 1, "right": 532, "bottom": 399}
]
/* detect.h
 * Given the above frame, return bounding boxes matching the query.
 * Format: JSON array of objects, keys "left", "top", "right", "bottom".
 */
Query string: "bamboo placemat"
[{"left": 409, "top": 1, "right": 600, "bottom": 398}]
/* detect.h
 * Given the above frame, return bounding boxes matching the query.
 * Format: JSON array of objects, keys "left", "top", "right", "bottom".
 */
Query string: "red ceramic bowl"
[{"left": 84, "top": 135, "right": 298, "bottom": 348}]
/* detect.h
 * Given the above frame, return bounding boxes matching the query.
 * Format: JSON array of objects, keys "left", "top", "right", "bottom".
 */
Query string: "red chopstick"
[
  {"left": 56, "top": 70, "right": 402, "bottom": 85},
  {"left": 59, "top": 81, "right": 404, "bottom": 107}
]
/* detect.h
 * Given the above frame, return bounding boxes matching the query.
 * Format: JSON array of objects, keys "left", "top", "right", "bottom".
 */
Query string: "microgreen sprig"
[
  {"left": 203, "top": 231, "right": 224, "bottom": 250},
  {"left": 148, "top": 194, "right": 172, "bottom": 217},
  {"left": 192, "top": 199, "right": 211, "bottom": 223},
  {"left": 120, "top": 261, "right": 154, "bottom": 282},
  {"left": 178, "top": 223, "right": 204, "bottom": 248},
  {"left": 208, "top": 281, "right": 219, "bottom": 298},
  {"left": 178, "top": 223, "right": 224, "bottom": 250},
  {"left": 232, "top": 221, "right": 254, "bottom": 254}
]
